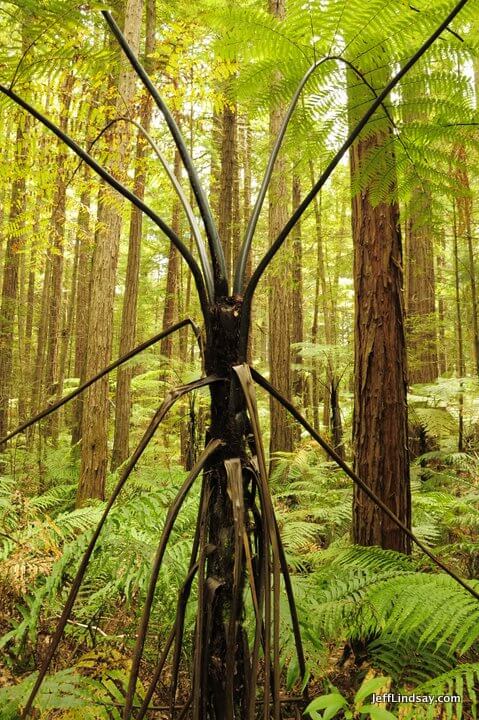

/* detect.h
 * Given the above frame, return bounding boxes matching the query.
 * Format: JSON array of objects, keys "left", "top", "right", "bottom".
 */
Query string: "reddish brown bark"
[
  {"left": 0, "top": 116, "right": 27, "bottom": 443},
  {"left": 350, "top": 129, "right": 411, "bottom": 553},
  {"left": 291, "top": 174, "right": 303, "bottom": 404},
  {"left": 268, "top": 0, "right": 294, "bottom": 465},
  {"left": 405, "top": 191, "right": 438, "bottom": 384}
]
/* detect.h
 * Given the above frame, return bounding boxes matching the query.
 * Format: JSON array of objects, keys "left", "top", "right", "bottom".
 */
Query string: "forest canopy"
[{"left": 1, "top": 0, "right": 479, "bottom": 719}]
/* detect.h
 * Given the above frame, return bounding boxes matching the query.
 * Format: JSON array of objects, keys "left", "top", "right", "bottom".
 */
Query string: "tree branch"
[
  {"left": 101, "top": 10, "right": 228, "bottom": 297},
  {"left": 251, "top": 367, "right": 479, "bottom": 602},
  {"left": 239, "top": 0, "right": 470, "bottom": 355},
  {"left": 0, "top": 319, "right": 202, "bottom": 447},
  {"left": 0, "top": 85, "right": 210, "bottom": 319}
]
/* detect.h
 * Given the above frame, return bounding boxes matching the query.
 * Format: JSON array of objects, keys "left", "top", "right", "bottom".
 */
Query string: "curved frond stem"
[
  {"left": 272, "top": 513, "right": 307, "bottom": 695},
  {"left": 20, "top": 376, "right": 223, "bottom": 720},
  {"left": 233, "top": 364, "right": 285, "bottom": 719},
  {"left": 238, "top": 0, "right": 470, "bottom": 353},
  {"left": 250, "top": 367, "right": 479, "bottom": 603},
  {"left": 0, "top": 319, "right": 202, "bottom": 447},
  {"left": 169, "top": 481, "right": 211, "bottom": 717},
  {"left": 0, "top": 84, "right": 210, "bottom": 319},
  {"left": 88, "top": 116, "right": 215, "bottom": 300},
  {"left": 234, "top": 54, "right": 399, "bottom": 295},
  {"left": 224, "top": 458, "right": 245, "bottom": 718},
  {"left": 101, "top": 10, "right": 228, "bottom": 297},
  {"left": 123, "top": 439, "right": 223, "bottom": 720}
]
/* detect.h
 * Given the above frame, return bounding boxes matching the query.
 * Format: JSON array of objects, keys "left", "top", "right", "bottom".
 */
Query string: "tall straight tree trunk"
[
  {"left": 437, "top": 229, "right": 448, "bottom": 375},
  {"left": 310, "top": 181, "right": 324, "bottom": 432},
  {"left": 44, "top": 72, "right": 74, "bottom": 442},
  {"left": 0, "top": 114, "right": 27, "bottom": 444},
  {"left": 350, "top": 125, "right": 411, "bottom": 553},
  {"left": 453, "top": 202, "right": 465, "bottom": 451},
  {"left": 71, "top": 178, "right": 92, "bottom": 447},
  {"left": 405, "top": 190, "right": 438, "bottom": 384},
  {"left": 403, "top": 68, "right": 438, "bottom": 384},
  {"left": 112, "top": 0, "right": 156, "bottom": 469},
  {"left": 242, "top": 119, "right": 253, "bottom": 362},
  {"left": 217, "top": 102, "right": 237, "bottom": 286},
  {"left": 454, "top": 145, "right": 479, "bottom": 377},
  {"left": 17, "top": 250, "right": 27, "bottom": 425},
  {"left": 268, "top": 0, "right": 294, "bottom": 465},
  {"left": 77, "top": 0, "right": 143, "bottom": 505},
  {"left": 159, "top": 146, "right": 181, "bottom": 362},
  {"left": 291, "top": 174, "right": 303, "bottom": 402}
]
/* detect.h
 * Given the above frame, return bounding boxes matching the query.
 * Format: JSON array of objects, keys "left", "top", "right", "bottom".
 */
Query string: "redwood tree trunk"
[
  {"left": 350, "top": 129, "right": 411, "bottom": 553},
  {"left": 0, "top": 116, "right": 27, "bottom": 444},
  {"left": 405, "top": 191, "right": 438, "bottom": 384},
  {"left": 268, "top": 0, "right": 294, "bottom": 465},
  {"left": 44, "top": 72, "right": 74, "bottom": 442},
  {"left": 111, "top": 0, "right": 156, "bottom": 468},
  {"left": 77, "top": 0, "right": 142, "bottom": 504}
]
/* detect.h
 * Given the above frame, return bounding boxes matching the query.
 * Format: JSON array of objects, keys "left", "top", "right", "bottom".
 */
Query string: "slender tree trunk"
[
  {"left": 71, "top": 179, "right": 92, "bottom": 447},
  {"left": 159, "top": 149, "right": 181, "bottom": 362},
  {"left": 78, "top": 0, "right": 143, "bottom": 504},
  {"left": 217, "top": 103, "right": 237, "bottom": 286},
  {"left": 437, "top": 229, "right": 447, "bottom": 375},
  {"left": 291, "top": 174, "right": 303, "bottom": 403},
  {"left": 242, "top": 119, "right": 253, "bottom": 362},
  {"left": 44, "top": 72, "right": 74, "bottom": 442},
  {"left": 0, "top": 115, "right": 27, "bottom": 444},
  {"left": 454, "top": 145, "right": 479, "bottom": 377},
  {"left": 310, "top": 181, "right": 323, "bottom": 432},
  {"left": 268, "top": 0, "right": 294, "bottom": 466},
  {"left": 453, "top": 202, "right": 465, "bottom": 452},
  {"left": 405, "top": 189, "right": 438, "bottom": 384},
  {"left": 112, "top": 0, "right": 156, "bottom": 469},
  {"left": 24, "top": 234, "right": 37, "bottom": 431},
  {"left": 17, "top": 250, "right": 27, "bottom": 426},
  {"left": 350, "top": 126, "right": 411, "bottom": 553}
]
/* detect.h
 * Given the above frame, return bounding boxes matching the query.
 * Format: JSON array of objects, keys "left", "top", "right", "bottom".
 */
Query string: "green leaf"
[
  {"left": 305, "top": 692, "right": 348, "bottom": 719},
  {"left": 360, "top": 704, "right": 398, "bottom": 720},
  {"left": 355, "top": 677, "right": 391, "bottom": 705},
  {"left": 286, "top": 657, "right": 299, "bottom": 690}
]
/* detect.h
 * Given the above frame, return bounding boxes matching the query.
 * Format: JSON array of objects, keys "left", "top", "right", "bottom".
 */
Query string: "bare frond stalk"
[
  {"left": 102, "top": 10, "right": 228, "bottom": 297},
  {"left": 90, "top": 116, "right": 215, "bottom": 299},
  {"left": 238, "top": 0, "right": 470, "bottom": 355},
  {"left": 233, "top": 55, "right": 398, "bottom": 295},
  {"left": 251, "top": 367, "right": 479, "bottom": 602},
  {"left": 0, "top": 319, "right": 202, "bottom": 446},
  {"left": 20, "top": 376, "right": 223, "bottom": 720},
  {"left": 123, "top": 439, "right": 223, "bottom": 720},
  {"left": 0, "top": 85, "right": 210, "bottom": 319}
]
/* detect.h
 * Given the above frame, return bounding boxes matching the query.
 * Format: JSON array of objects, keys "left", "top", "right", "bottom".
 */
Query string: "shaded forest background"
[{"left": 1, "top": 0, "right": 479, "bottom": 718}]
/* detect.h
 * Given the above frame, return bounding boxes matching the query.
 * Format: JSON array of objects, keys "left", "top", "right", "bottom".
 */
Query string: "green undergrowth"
[{"left": 0, "top": 432, "right": 478, "bottom": 718}]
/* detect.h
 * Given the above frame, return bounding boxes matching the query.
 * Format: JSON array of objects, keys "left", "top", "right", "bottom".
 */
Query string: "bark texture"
[
  {"left": 77, "top": 0, "right": 143, "bottom": 505},
  {"left": 112, "top": 0, "right": 156, "bottom": 469},
  {"left": 350, "top": 130, "right": 411, "bottom": 553},
  {"left": 405, "top": 192, "right": 438, "bottom": 384},
  {"left": 0, "top": 116, "right": 27, "bottom": 442},
  {"left": 268, "top": 0, "right": 294, "bottom": 464}
]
